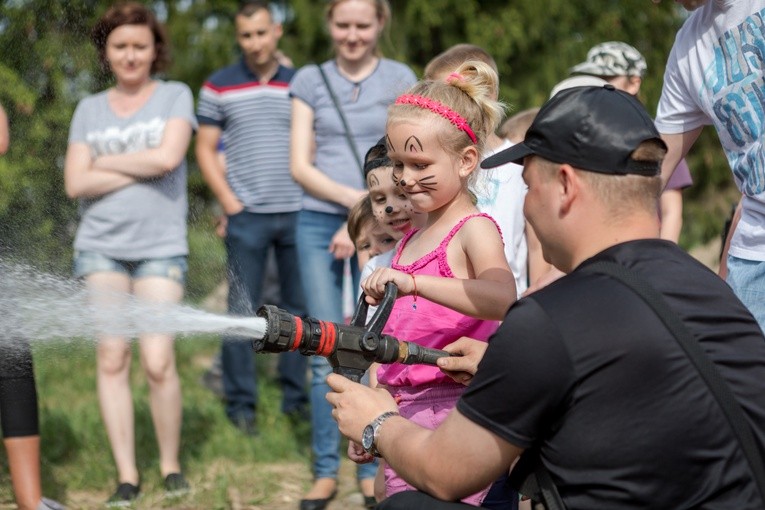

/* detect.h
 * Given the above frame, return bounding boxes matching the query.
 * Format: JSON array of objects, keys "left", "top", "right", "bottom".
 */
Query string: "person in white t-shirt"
[{"left": 653, "top": 0, "right": 765, "bottom": 330}]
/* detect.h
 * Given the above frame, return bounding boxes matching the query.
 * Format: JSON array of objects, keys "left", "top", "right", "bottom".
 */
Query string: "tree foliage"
[{"left": 0, "top": 0, "right": 735, "bottom": 273}]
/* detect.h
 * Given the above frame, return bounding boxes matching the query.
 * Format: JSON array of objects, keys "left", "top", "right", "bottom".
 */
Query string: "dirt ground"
[{"left": 41, "top": 459, "right": 370, "bottom": 510}]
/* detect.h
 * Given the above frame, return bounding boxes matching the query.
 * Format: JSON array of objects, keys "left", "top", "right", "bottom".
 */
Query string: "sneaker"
[
  {"left": 37, "top": 498, "right": 67, "bottom": 510},
  {"left": 164, "top": 472, "right": 191, "bottom": 497},
  {"left": 105, "top": 482, "right": 140, "bottom": 508}
]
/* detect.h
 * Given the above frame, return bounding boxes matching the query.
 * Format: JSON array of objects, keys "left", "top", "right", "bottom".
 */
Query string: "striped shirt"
[{"left": 197, "top": 59, "right": 302, "bottom": 213}]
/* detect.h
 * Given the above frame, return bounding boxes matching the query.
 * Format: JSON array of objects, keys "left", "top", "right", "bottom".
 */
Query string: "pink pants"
[{"left": 383, "top": 383, "right": 489, "bottom": 506}]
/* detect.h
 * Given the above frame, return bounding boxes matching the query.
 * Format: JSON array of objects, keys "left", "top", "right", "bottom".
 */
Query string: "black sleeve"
[{"left": 457, "top": 298, "right": 575, "bottom": 449}]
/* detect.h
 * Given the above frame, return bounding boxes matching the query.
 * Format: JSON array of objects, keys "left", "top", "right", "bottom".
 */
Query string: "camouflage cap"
[{"left": 570, "top": 41, "right": 647, "bottom": 78}]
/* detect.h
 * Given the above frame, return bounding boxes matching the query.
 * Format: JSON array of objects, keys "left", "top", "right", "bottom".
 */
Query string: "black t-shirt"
[{"left": 458, "top": 239, "right": 765, "bottom": 509}]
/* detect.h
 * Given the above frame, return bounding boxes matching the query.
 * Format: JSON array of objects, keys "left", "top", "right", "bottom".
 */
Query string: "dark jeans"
[
  {"left": 296, "top": 210, "right": 377, "bottom": 481},
  {"left": 222, "top": 211, "right": 308, "bottom": 420}
]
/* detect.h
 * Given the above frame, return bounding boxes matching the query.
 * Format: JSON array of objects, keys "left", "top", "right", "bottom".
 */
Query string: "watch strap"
[{"left": 369, "top": 410, "right": 400, "bottom": 457}]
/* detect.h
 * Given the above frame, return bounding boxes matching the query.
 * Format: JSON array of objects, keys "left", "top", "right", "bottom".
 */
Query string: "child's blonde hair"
[
  {"left": 423, "top": 44, "right": 498, "bottom": 84},
  {"left": 387, "top": 60, "right": 505, "bottom": 157}
]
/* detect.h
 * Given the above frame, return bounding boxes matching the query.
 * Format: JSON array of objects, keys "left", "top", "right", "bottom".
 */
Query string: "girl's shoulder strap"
[
  {"left": 391, "top": 228, "right": 419, "bottom": 266},
  {"left": 439, "top": 212, "right": 503, "bottom": 249}
]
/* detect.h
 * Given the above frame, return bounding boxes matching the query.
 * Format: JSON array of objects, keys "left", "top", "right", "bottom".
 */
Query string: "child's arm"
[{"left": 362, "top": 217, "right": 515, "bottom": 320}]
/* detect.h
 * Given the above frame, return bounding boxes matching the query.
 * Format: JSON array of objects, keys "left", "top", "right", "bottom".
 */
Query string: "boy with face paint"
[{"left": 347, "top": 195, "right": 397, "bottom": 270}]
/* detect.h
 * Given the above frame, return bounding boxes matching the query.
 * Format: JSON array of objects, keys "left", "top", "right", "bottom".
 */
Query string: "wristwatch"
[{"left": 361, "top": 411, "right": 400, "bottom": 457}]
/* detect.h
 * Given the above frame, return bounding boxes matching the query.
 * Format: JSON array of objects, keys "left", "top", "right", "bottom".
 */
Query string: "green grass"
[{"left": 0, "top": 336, "right": 315, "bottom": 509}]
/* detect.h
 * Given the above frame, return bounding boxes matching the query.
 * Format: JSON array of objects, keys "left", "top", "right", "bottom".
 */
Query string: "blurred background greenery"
[{"left": 0, "top": 0, "right": 737, "bottom": 299}]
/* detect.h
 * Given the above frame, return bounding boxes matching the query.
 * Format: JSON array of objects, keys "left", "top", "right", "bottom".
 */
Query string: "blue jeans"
[
  {"left": 296, "top": 210, "right": 376, "bottom": 481},
  {"left": 222, "top": 211, "right": 308, "bottom": 421},
  {"left": 726, "top": 254, "right": 765, "bottom": 332}
]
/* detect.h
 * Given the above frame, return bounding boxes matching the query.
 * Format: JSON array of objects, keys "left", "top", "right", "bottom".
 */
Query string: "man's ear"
[
  {"left": 557, "top": 164, "right": 580, "bottom": 215},
  {"left": 458, "top": 146, "right": 480, "bottom": 178}
]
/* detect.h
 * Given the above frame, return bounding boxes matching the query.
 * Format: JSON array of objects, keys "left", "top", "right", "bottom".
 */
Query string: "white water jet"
[{"left": 0, "top": 260, "right": 267, "bottom": 344}]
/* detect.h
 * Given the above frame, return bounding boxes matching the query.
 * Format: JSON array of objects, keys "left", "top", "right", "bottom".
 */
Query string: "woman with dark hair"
[{"left": 63, "top": 2, "right": 196, "bottom": 506}]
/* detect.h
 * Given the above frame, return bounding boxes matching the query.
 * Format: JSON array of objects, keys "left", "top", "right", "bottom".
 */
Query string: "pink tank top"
[{"left": 377, "top": 213, "right": 501, "bottom": 388}]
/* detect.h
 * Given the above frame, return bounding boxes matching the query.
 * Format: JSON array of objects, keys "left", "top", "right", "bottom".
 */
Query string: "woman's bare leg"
[
  {"left": 89, "top": 272, "right": 139, "bottom": 485},
  {"left": 4, "top": 436, "right": 42, "bottom": 510},
  {"left": 135, "top": 276, "right": 183, "bottom": 477}
]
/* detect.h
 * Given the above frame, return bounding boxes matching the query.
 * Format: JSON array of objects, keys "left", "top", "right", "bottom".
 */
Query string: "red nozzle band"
[
  {"left": 291, "top": 316, "right": 303, "bottom": 351},
  {"left": 316, "top": 320, "right": 337, "bottom": 357}
]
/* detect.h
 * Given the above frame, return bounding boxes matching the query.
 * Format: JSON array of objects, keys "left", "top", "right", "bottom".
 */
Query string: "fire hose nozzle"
[
  {"left": 253, "top": 283, "right": 450, "bottom": 382},
  {"left": 254, "top": 304, "right": 297, "bottom": 353}
]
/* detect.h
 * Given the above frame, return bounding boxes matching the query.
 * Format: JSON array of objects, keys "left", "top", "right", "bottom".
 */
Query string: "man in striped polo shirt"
[{"left": 196, "top": 0, "right": 307, "bottom": 435}]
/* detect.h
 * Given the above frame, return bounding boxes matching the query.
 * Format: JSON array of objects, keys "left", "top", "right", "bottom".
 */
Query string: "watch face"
[{"left": 362, "top": 424, "right": 375, "bottom": 452}]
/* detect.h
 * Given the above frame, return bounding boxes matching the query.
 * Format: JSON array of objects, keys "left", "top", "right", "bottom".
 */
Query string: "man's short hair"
[
  {"left": 238, "top": 1, "right": 271, "bottom": 18},
  {"left": 535, "top": 142, "right": 663, "bottom": 220},
  {"left": 542, "top": 135, "right": 665, "bottom": 211}
]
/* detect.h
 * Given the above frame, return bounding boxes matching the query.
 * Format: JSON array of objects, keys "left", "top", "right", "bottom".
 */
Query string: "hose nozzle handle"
[{"left": 398, "top": 341, "right": 451, "bottom": 365}]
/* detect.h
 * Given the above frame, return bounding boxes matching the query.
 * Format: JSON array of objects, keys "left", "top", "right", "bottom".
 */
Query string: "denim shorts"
[
  {"left": 73, "top": 250, "right": 187, "bottom": 285},
  {"left": 726, "top": 254, "right": 765, "bottom": 331}
]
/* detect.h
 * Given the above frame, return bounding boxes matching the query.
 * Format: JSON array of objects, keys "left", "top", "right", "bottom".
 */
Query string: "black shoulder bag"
[
  {"left": 509, "top": 261, "right": 765, "bottom": 510},
  {"left": 316, "top": 63, "right": 364, "bottom": 177}
]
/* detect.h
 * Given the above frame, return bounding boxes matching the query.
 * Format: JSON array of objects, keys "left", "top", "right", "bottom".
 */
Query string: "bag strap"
[
  {"left": 316, "top": 63, "right": 364, "bottom": 177},
  {"left": 583, "top": 260, "right": 765, "bottom": 503}
]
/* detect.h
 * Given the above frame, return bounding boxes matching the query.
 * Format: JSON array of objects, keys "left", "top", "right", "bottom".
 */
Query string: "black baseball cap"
[{"left": 482, "top": 84, "right": 666, "bottom": 175}]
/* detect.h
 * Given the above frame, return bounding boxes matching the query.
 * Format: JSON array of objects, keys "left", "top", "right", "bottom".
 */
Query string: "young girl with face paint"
[{"left": 360, "top": 61, "right": 517, "bottom": 504}]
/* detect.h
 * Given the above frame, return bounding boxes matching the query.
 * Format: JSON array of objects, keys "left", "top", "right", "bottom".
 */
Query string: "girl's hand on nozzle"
[
  {"left": 437, "top": 337, "right": 488, "bottom": 385},
  {"left": 347, "top": 440, "right": 375, "bottom": 464},
  {"left": 362, "top": 267, "right": 415, "bottom": 305}
]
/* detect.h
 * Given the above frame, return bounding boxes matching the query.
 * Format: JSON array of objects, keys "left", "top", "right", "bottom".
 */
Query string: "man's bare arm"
[{"left": 326, "top": 373, "right": 521, "bottom": 501}]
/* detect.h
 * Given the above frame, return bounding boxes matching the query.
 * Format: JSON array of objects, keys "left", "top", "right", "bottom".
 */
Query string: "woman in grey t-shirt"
[
  {"left": 63, "top": 3, "right": 195, "bottom": 506},
  {"left": 289, "top": 0, "right": 416, "bottom": 507}
]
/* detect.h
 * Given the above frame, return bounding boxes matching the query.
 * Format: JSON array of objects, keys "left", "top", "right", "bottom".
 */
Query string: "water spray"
[{"left": 0, "top": 262, "right": 447, "bottom": 381}]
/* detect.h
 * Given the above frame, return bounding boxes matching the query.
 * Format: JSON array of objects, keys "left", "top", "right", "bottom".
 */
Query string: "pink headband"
[{"left": 394, "top": 94, "right": 478, "bottom": 144}]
